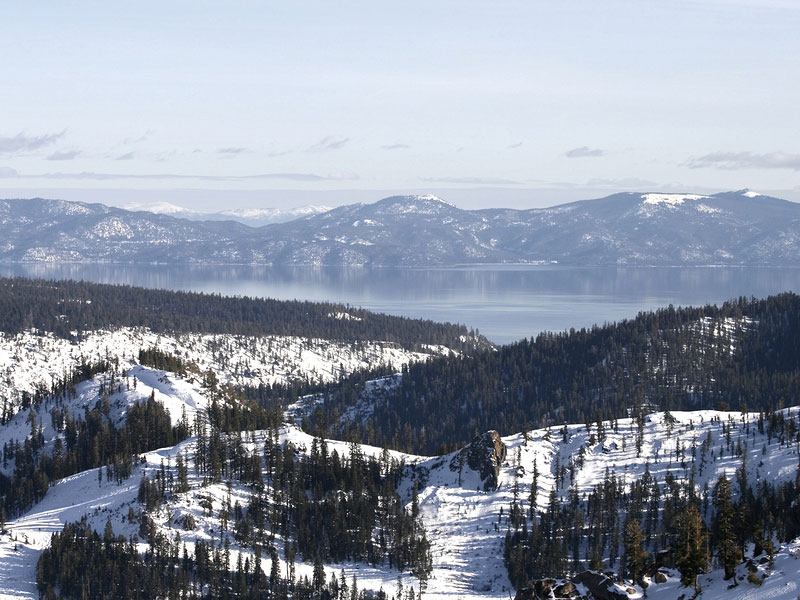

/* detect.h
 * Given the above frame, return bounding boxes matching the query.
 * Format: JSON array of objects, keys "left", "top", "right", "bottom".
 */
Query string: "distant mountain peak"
[
  {"left": 640, "top": 193, "right": 708, "bottom": 206},
  {"left": 414, "top": 194, "right": 454, "bottom": 205},
  {"left": 120, "top": 202, "right": 332, "bottom": 225},
  {"left": 373, "top": 194, "right": 458, "bottom": 215},
  {"left": 734, "top": 188, "right": 763, "bottom": 198},
  {"left": 124, "top": 201, "right": 194, "bottom": 215},
  {"left": 219, "top": 205, "right": 333, "bottom": 220}
]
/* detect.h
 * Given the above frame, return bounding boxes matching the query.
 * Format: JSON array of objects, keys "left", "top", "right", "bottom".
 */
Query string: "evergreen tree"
[
  {"left": 712, "top": 475, "right": 741, "bottom": 583},
  {"left": 673, "top": 503, "right": 708, "bottom": 591},
  {"left": 624, "top": 519, "right": 647, "bottom": 584}
]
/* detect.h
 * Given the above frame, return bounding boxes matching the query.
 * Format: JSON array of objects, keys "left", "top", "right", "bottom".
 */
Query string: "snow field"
[
  {"left": 1, "top": 330, "right": 800, "bottom": 600},
  {"left": 0, "top": 327, "right": 448, "bottom": 414}
]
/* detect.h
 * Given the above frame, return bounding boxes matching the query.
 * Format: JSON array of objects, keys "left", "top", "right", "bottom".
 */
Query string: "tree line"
[
  {"left": 0, "top": 276, "right": 483, "bottom": 352},
  {"left": 38, "top": 519, "right": 424, "bottom": 600},
  {"left": 303, "top": 293, "right": 800, "bottom": 453}
]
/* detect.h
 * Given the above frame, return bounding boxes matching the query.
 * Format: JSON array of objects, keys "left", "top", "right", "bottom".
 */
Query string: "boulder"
[
  {"left": 515, "top": 579, "right": 572, "bottom": 600},
  {"left": 554, "top": 581, "right": 579, "bottom": 597},
  {"left": 450, "top": 430, "right": 507, "bottom": 490},
  {"left": 654, "top": 571, "right": 667, "bottom": 584},
  {"left": 573, "top": 571, "right": 629, "bottom": 600}
]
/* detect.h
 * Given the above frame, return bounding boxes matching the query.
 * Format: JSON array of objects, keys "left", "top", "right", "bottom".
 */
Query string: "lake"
[{"left": 2, "top": 263, "right": 799, "bottom": 345}]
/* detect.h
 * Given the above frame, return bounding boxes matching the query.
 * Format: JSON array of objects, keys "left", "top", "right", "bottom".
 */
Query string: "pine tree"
[
  {"left": 712, "top": 475, "right": 741, "bottom": 583},
  {"left": 673, "top": 503, "right": 708, "bottom": 591},
  {"left": 624, "top": 519, "right": 647, "bottom": 584}
]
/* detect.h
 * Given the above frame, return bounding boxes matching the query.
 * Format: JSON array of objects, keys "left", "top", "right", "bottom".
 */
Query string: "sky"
[{"left": 1, "top": 0, "right": 799, "bottom": 211}]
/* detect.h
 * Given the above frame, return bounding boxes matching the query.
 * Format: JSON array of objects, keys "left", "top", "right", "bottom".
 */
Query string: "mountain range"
[
  {"left": 1, "top": 189, "right": 799, "bottom": 266},
  {"left": 121, "top": 201, "right": 333, "bottom": 226}
]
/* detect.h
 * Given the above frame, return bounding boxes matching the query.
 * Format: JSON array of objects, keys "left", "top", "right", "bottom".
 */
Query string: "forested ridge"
[
  {"left": 304, "top": 293, "right": 800, "bottom": 453},
  {"left": 503, "top": 408, "right": 800, "bottom": 591},
  {"left": 3, "top": 280, "right": 800, "bottom": 598},
  {"left": 0, "top": 363, "right": 188, "bottom": 521},
  {"left": 0, "top": 277, "right": 484, "bottom": 352}
]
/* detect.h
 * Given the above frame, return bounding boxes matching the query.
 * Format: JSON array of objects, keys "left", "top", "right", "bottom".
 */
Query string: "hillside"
[
  {"left": 0, "top": 356, "right": 798, "bottom": 599},
  {"left": 0, "top": 290, "right": 799, "bottom": 599},
  {"left": 2, "top": 190, "right": 800, "bottom": 266},
  {"left": 301, "top": 292, "right": 800, "bottom": 454},
  {"left": 0, "top": 277, "right": 485, "bottom": 352}
]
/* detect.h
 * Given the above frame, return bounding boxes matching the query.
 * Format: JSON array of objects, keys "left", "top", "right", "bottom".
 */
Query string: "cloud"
[
  {"left": 241, "top": 172, "right": 356, "bottom": 182},
  {"left": 565, "top": 146, "right": 604, "bottom": 158},
  {"left": 381, "top": 143, "right": 410, "bottom": 151},
  {"left": 217, "top": 147, "right": 251, "bottom": 155},
  {"left": 421, "top": 176, "right": 522, "bottom": 185},
  {"left": 686, "top": 151, "right": 800, "bottom": 171},
  {"left": 122, "top": 130, "right": 155, "bottom": 145},
  {"left": 586, "top": 177, "right": 658, "bottom": 188},
  {"left": 47, "top": 149, "right": 81, "bottom": 161},
  {"left": 0, "top": 169, "right": 357, "bottom": 182},
  {"left": 306, "top": 136, "right": 350, "bottom": 153},
  {"left": 0, "top": 131, "right": 65, "bottom": 156}
]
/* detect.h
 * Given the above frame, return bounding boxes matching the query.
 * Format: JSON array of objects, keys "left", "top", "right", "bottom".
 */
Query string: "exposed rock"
[
  {"left": 450, "top": 430, "right": 507, "bottom": 491},
  {"left": 515, "top": 579, "right": 580, "bottom": 600},
  {"left": 554, "top": 581, "right": 578, "bottom": 597},
  {"left": 654, "top": 571, "right": 668, "bottom": 584},
  {"left": 573, "top": 571, "right": 629, "bottom": 600},
  {"left": 515, "top": 579, "right": 583, "bottom": 600}
]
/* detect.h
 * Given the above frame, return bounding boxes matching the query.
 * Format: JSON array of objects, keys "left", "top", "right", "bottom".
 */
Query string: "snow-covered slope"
[
  {"left": 409, "top": 408, "right": 800, "bottom": 600},
  {"left": 0, "top": 328, "right": 449, "bottom": 415},
  {"left": 1, "top": 341, "right": 799, "bottom": 600}
]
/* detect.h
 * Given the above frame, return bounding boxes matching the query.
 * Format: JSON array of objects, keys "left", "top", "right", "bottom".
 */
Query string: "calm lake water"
[{"left": 2, "top": 263, "right": 800, "bottom": 345}]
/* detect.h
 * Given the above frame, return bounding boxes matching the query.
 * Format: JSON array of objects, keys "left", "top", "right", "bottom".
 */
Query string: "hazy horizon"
[
  {"left": 2, "top": 1, "right": 799, "bottom": 212},
  {"left": 2, "top": 184, "right": 800, "bottom": 214}
]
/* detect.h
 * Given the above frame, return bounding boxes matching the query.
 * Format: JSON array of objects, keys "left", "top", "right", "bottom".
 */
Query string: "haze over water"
[{"left": 3, "top": 264, "right": 799, "bottom": 345}]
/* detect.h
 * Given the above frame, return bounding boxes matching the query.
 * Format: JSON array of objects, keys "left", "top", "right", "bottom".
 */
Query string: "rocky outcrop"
[
  {"left": 515, "top": 572, "right": 631, "bottom": 600},
  {"left": 573, "top": 571, "right": 629, "bottom": 600},
  {"left": 513, "top": 579, "right": 582, "bottom": 600},
  {"left": 450, "top": 430, "right": 507, "bottom": 491}
]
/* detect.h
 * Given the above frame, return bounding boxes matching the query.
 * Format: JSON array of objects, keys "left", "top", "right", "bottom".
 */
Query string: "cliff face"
[{"left": 450, "top": 430, "right": 507, "bottom": 491}]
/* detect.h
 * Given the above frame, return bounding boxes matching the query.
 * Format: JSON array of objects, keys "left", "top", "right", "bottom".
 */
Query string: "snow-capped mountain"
[
  {"left": 2, "top": 190, "right": 800, "bottom": 265},
  {"left": 123, "top": 201, "right": 333, "bottom": 226},
  {"left": 215, "top": 205, "right": 334, "bottom": 225}
]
